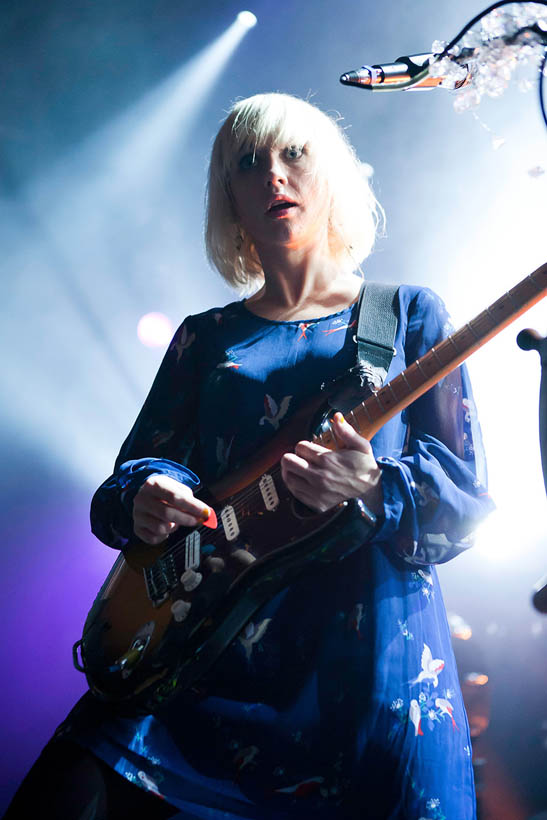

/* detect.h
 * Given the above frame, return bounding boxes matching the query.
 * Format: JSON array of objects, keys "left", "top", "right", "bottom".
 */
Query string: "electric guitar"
[{"left": 74, "top": 262, "right": 546, "bottom": 713}]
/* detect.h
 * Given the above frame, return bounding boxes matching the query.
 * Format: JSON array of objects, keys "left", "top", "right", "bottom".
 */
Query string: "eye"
[
  {"left": 238, "top": 152, "right": 258, "bottom": 170},
  {"left": 285, "top": 145, "right": 304, "bottom": 161}
]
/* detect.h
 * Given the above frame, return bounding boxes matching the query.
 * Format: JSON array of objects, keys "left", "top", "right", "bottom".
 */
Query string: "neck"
[{"left": 246, "top": 235, "right": 361, "bottom": 321}]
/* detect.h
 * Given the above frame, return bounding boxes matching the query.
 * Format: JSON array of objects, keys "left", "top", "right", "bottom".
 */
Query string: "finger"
[
  {"left": 134, "top": 512, "right": 178, "bottom": 538},
  {"left": 282, "top": 456, "right": 332, "bottom": 498},
  {"left": 135, "top": 493, "right": 212, "bottom": 532},
  {"left": 331, "top": 412, "right": 372, "bottom": 453},
  {"left": 281, "top": 452, "right": 313, "bottom": 477},
  {"left": 142, "top": 474, "right": 192, "bottom": 500},
  {"left": 169, "top": 506, "right": 213, "bottom": 527},
  {"left": 294, "top": 439, "right": 329, "bottom": 461},
  {"left": 136, "top": 493, "right": 206, "bottom": 526},
  {"left": 138, "top": 503, "right": 205, "bottom": 530},
  {"left": 139, "top": 476, "right": 210, "bottom": 520}
]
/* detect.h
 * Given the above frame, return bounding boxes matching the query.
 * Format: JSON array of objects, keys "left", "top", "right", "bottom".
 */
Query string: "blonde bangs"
[{"left": 218, "top": 95, "right": 320, "bottom": 179}]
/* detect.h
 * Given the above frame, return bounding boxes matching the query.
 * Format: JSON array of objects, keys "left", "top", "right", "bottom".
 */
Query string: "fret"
[
  {"left": 360, "top": 399, "right": 375, "bottom": 424},
  {"left": 504, "top": 287, "right": 524, "bottom": 311},
  {"left": 406, "top": 362, "right": 425, "bottom": 389},
  {"left": 466, "top": 321, "right": 482, "bottom": 341},
  {"left": 372, "top": 390, "right": 385, "bottom": 411},
  {"left": 422, "top": 352, "right": 440, "bottom": 374},
  {"left": 491, "top": 298, "right": 510, "bottom": 316},
  {"left": 376, "top": 388, "right": 392, "bottom": 408},
  {"left": 319, "top": 429, "right": 334, "bottom": 448},
  {"left": 484, "top": 306, "right": 497, "bottom": 325},
  {"left": 387, "top": 380, "right": 399, "bottom": 403},
  {"left": 348, "top": 408, "right": 359, "bottom": 430},
  {"left": 430, "top": 346, "right": 446, "bottom": 368},
  {"left": 446, "top": 334, "right": 460, "bottom": 353},
  {"left": 474, "top": 308, "right": 496, "bottom": 336},
  {"left": 415, "top": 359, "right": 428, "bottom": 380},
  {"left": 400, "top": 371, "right": 413, "bottom": 393}
]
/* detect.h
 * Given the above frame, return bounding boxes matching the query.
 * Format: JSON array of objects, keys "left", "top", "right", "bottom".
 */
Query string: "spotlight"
[
  {"left": 237, "top": 10, "right": 257, "bottom": 29},
  {"left": 137, "top": 312, "right": 174, "bottom": 348}
]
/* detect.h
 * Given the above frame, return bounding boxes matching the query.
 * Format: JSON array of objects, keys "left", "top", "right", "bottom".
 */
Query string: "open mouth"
[{"left": 267, "top": 200, "right": 297, "bottom": 213}]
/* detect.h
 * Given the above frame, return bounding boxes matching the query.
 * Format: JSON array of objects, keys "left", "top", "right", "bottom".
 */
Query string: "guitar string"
[{"left": 161, "top": 463, "right": 285, "bottom": 564}]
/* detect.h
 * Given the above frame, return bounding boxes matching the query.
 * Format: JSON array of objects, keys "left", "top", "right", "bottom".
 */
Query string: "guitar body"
[{"left": 78, "top": 496, "right": 376, "bottom": 713}]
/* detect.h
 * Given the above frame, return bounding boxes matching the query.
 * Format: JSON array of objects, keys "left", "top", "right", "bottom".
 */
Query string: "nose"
[{"left": 264, "top": 155, "right": 288, "bottom": 188}]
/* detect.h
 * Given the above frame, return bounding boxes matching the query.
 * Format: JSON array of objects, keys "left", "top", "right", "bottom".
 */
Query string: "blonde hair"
[{"left": 205, "top": 93, "right": 384, "bottom": 292}]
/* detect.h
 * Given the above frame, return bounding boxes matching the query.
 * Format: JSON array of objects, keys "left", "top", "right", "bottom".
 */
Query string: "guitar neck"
[{"left": 316, "top": 262, "right": 547, "bottom": 447}]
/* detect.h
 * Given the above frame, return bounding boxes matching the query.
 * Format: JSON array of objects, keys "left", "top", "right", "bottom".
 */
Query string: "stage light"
[
  {"left": 464, "top": 673, "right": 489, "bottom": 686},
  {"left": 237, "top": 11, "right": 257, "bottom": 29},
  {"left": 4, "top": 14, "right": 256, "bottom": 483},
  {"left": 448, "top": 612, "right": 472, "bottom": 641},
  {"left": 137, "top": 312, "right": 174, "bottom": 348}
]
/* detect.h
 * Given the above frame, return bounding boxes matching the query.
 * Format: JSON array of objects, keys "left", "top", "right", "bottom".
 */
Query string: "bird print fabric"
[{"left": 72, "top": 285, "right": 494, "bottom": 819}]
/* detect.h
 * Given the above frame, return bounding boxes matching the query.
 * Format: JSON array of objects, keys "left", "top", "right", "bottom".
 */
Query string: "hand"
[
  {"left": 133, "top": 474, "right": 211, "bottom": 545},
  {"left": 280, "top": 412, "right": 383, "bottom": 514}
]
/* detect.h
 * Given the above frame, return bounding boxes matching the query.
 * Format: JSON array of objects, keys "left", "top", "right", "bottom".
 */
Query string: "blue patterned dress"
[{"left": 64, "top": 284, "right": 494, "bottom": 819}]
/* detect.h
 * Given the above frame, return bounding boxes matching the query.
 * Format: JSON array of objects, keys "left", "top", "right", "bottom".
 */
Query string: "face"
[{"left": 228, "top": 141, "right": 330, "bottom": 253}]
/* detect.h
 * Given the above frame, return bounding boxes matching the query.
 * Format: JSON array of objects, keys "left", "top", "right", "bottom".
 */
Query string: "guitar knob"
[
  {"left": 171, "top": 599, "right": 192, "bottom": 622},
  {"left": 180, "top": 569, "right": 203, "bottom": 592}
]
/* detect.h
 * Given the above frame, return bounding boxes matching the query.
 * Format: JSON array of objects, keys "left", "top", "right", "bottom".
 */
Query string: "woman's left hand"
[{"left": 280, "top": 412, "right": 384, "bottom": 515}]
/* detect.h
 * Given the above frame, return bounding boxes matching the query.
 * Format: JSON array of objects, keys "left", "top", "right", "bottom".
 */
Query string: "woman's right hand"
[{"left": 133, "top": 474, "right": 211, "bottom": 545}]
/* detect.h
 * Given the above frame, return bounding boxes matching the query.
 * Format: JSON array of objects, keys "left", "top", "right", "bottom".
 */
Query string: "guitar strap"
[
  {"left": 322, "top": 281, "right": 399, "bottom": 416},
  {"left": 354, "top": 281, "right": 399, "bottom": 388}
]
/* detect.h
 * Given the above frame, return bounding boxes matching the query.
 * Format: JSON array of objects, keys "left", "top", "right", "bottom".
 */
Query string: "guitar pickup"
[{"left": 144, "top": 554, "right": 179, "bottom": 606}]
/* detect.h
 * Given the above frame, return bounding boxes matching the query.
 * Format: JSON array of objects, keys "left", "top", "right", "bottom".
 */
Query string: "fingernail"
[
  {"left": 334, "top": 412, "right": 345, "bottom": 424},
  {"left": 201, "top": 506, "right": 210, "bottom": 521}
]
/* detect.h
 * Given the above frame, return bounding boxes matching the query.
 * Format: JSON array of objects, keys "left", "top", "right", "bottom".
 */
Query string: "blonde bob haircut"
[{"left": 205, "top": 93, "right": 384, "bottom": 293}]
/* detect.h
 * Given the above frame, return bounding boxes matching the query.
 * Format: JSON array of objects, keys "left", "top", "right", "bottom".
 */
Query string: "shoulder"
[
  {"left": 396, "top": 284, "right": 452, "bottom": 328},
  {"left": 169, "top": 300, "right": 245, "bottom": 342},
  {"left": 396, "top": 284, "right": 449, "bottom": 319},
  {"left": 395, "top": 284, "right": 454, "bottom": 357}
]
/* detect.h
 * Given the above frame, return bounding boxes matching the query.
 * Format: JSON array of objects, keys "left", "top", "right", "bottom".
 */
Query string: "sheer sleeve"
[
  {"left": 90, "top": 315, "right": 201, "bottom": 549},
  {"left": 374, "top": 287, "right": 495, "bottom": 565}
]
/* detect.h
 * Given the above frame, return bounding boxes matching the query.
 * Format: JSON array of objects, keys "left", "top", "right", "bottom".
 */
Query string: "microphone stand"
[{"left": 517, "top": 328, "right": 547, "bottom": 612}]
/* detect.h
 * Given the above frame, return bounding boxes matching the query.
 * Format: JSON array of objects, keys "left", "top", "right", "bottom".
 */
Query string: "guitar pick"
[{"left": 202, "top": 507, "right": 218, "bottom": 529}]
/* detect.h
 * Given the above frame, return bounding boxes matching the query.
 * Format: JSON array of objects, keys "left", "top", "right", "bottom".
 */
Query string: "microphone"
[
  {"left": 532, "top": 576, "right": 547, "bottom": 614},
  {"left": 340, "top": 52, "right": 470, "bottom": 91}
]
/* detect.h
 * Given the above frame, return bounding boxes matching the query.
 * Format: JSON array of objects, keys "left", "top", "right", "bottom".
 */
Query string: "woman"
[{"left": 6, "top": 93, "right": 493, "bottom": 819}]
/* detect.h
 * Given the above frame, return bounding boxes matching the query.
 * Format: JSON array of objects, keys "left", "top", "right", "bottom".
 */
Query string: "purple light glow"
[{"left": 1, "top": 473, "right": 114, "bottom": 811}]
